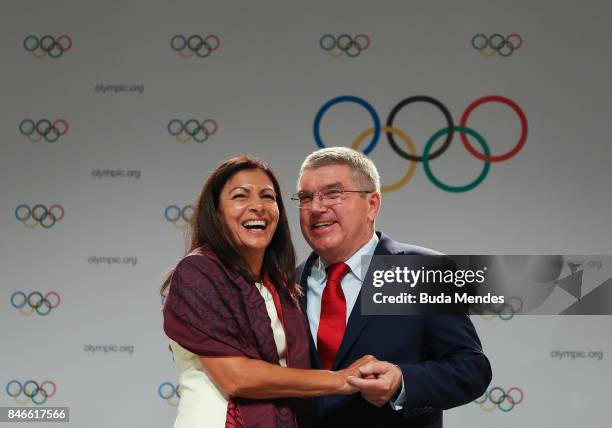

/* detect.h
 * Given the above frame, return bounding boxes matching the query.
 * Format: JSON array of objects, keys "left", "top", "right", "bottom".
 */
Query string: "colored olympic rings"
[
  {"left": 23, "top": 35, "right": 72, "bottom": 58},
  {"left": 313, "top": 94, "right": 528, "bottom": 192},
  {"left": 474, "top": 386, "right": 524, "bottom": 412},
  {"left": 170, "top": 34, "right": 220, "bottom": 58},
  {"left": 352, "top": 126, "right": 417, "bottom": 192},
  {"left": 387, "top": 96, "right": 454, "bottom": 162},
  {"left": 423, "top": 126, "right": 490, "bottom": 193},
  {"left": 319, "top": 34, "right": 370, "bottom": 58},
  {"left": 167, "top": 118, "right": 218, "bottom": 143},
  {"left": 158, "top": 382, "right": 181, "bottom": 407},
  {"left": 164, "top": 205, "right": 194, "bottom": 229},
  {"left": 480, "top": 296, "right": 524, "bottom": 320},
  {"left": 460, "top": 96, "right": 528, "bottom": 162},
  {"left": 15, "top": 204, "right": 64, "bottom": 229},
  {"left": 471, "top": 33, "right": 523, "bottom": 57},
  {"left": 19, "top": 119, "right": 69, "bottom": 143},
  {"left": 314, "top": 96, "right": 380, "bottom": 155},
  {"left": 6, "top": 380, "right": 57, "bottom": 405},
  {"left": 10, "top": 291, "right": 61, "bottom": 316}
]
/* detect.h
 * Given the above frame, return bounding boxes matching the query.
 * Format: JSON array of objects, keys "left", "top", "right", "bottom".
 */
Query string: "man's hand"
[
  {"left": 346, "top": 361, "right": 403, "bottom": 407},
  {"left": 334, "top": 355, "right": 378, "bottom": 394}
]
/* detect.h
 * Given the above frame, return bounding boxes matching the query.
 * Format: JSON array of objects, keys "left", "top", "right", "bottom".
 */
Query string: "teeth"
[
  {"left": 314, "top": 221, "right": 335, "bottom": 228},
  {"left": 243, "top": 220, "right": 266, "bottom": 228}
]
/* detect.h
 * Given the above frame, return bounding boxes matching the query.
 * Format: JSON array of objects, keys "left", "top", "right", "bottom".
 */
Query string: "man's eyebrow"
[
  {"left": 321, "top": 182, "right": 344, "bottom": 190},
  {"left": 298, "top": 182, "right": 344, "bottom": 193}
]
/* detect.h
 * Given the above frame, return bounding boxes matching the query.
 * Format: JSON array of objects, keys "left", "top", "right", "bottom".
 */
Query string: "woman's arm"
[{"left": 200, "top": 354, "right": 375, "bottom": 399}]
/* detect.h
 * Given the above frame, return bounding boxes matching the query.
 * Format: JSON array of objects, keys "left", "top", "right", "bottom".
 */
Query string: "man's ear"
[{"left": 367, "top": 192, "right": 381, "bottom": 223}]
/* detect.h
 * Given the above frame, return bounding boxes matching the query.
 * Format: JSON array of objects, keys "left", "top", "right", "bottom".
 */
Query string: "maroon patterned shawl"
[{"left": 163, "top": 246, "right": 311, "bottom": 428}]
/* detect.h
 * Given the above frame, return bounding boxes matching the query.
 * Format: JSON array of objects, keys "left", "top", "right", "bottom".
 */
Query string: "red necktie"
[{"left": 317, "top": 262, "right": 350, "bottom": 370}]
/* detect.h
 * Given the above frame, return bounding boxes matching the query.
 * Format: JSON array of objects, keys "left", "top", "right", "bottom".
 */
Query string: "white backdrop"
[{"left": 1, "top": 0, "right": 611, "bottom": 426}]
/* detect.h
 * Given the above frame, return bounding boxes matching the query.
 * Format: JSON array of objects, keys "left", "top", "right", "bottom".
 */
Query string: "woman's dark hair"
[{"left": 161, "top": 156, "right": 300, "bottom": 302}]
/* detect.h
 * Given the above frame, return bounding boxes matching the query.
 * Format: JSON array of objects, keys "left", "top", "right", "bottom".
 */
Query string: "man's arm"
[
  {"left": 349, "top": 315, "right": 491, "bottom": 415},
  {"left": 400, "top": 315, "right": 491, "bottom": 414}
]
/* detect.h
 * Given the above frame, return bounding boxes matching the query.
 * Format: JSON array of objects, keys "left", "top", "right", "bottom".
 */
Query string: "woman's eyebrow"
[{"left": 229, "top": 186, "right": 250, "bottom": 193}]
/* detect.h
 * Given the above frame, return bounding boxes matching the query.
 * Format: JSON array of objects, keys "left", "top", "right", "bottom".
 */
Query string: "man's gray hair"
[{"left": 298, "top": 147, "right": 381, "bottom": 192}]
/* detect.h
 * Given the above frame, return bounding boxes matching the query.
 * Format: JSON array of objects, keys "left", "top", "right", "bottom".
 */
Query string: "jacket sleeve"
[{"left": 399, "top": 314, "right": 492, "bottom": 417}]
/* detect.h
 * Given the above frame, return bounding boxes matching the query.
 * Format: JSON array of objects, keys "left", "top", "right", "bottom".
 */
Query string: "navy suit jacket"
[{"left": 297, "top": 232, "right": 492, "bottom": 428}]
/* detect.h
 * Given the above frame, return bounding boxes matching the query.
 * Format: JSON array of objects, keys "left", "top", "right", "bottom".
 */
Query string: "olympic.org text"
[
  {"left": 84, "top": 344, "right": 134, "bottom": 355},
  {"left": 87, "top": 256, "right": 138, "bottom": 266},
  {"left": 94, "top": 83, "right": 144, "bottom": 94},
  {"left": 91, "top": 169, "right": 141, "bottom": 179},
  {"left": 551, "top": 350, "right": 604, "bottom": 361}
]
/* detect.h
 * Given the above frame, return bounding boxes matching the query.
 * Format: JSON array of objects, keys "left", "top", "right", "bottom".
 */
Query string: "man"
[{"left": 295, "top": 147, "right": 491, "bottom": 428}]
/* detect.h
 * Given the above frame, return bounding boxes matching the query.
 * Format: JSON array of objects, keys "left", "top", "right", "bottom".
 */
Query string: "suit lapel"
[
  {"left": 304, "top": 232, "right": 398, "bottom": 370},
  {"left": 332, "top": 232, "right": 395, "bottom": 369}
]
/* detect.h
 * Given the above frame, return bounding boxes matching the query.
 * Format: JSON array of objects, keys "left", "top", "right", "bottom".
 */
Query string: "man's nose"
[{"left": 310, "top": 194, "right": 328, "bottom": 213}]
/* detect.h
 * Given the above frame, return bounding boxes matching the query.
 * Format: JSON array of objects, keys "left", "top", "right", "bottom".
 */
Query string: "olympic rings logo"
[
  {"left": 313, "top": 94, "right": 528, "bottom": 193},
  {"left": 471, "top": 33, "right": 523, "bottom": 58},
  {"left": 170, "top": 34, "right": 220, "bottom": 58},
  {"left": 167, "top": 118, "right": 218, "bottom": 143},
  {"left": 474, "top": 386, "right": 524, "bottom": 412},
  {"left": 19, "top": 118, "right": 69, "bottom": 143},
  {"left": 479, "top": 296, "right": 523, "bottom": 321},
  {"left": 164, "top": 205, "right": 194, "bottom": 229},
  {"left": 23, "top": 35, "right": 72, "bottom": 59},
  {"left": 6, "top": 380, "right": 57, "bottom": 406},
  {"left": 15, "top": 204, "right": 64, "bottom": 229},
  {"left": 158, "top": 382, "right": 180, "bottom": 407},
  {"left": 319, "top": 34, "right": 370, "bottom": 58},
  {"left": 10, "top": 291, "right": 61, "bottom": 316}
]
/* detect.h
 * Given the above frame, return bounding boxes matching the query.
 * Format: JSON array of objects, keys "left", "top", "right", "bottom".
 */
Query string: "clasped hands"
[{"left": 336, "top": 355, "right": 403, "bottom": 407}]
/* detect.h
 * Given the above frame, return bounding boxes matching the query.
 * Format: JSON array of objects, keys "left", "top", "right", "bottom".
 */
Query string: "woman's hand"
[{"left": 334, "top": 354, "right": 379, "bottom": 394}]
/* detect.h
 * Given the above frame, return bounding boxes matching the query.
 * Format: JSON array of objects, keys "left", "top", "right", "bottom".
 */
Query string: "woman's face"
[{"left": 218, "top": 169, "right": 280, "bottom": 258}]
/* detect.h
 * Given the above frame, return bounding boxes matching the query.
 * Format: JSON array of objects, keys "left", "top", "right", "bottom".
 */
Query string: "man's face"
[{"left": 298, "top": 164, "right": 380, "bottom": 263}]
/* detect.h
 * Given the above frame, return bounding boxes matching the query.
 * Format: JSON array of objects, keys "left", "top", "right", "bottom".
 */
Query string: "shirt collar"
[{"left": 313, "top": 233, "right": 379, "bottom": 281}]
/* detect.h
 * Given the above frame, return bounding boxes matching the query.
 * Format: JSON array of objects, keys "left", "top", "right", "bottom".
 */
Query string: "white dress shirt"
[{"left": 306, "top": 233, "right": 406, "bottom": 410}]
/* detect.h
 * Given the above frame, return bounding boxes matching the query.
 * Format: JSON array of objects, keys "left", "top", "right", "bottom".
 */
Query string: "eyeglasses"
[{"left": 290, "top": 189, "right": 373, "bottom": 209}]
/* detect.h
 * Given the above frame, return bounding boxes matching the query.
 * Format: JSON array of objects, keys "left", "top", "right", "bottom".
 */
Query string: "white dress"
[{"left": 169, "top": 282, "right": 287, "bottom": 428}]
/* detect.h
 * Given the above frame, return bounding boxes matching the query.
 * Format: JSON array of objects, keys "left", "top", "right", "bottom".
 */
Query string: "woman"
[{"left": 162, "top": 156, "right": 371, "bottom": 428}]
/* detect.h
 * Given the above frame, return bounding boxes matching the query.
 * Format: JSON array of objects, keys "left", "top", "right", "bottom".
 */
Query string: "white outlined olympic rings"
[
  {"left": 158, "top": 382, "right": 181, "bottom": 407},
  {"left": 6, "top": 380, "right": 57, "bottom": 406},
  {"left": 15, "top": 204, "right": 64, "bottom": 229},
  {"left": 474, "top": 386, "right": 524, "bottom": 412},
  {"left": 167, "top": 119, "right": 218, "bottom": 143},
  {"left": 23, "top": 35, "right": 72, "bottom": 59},
  {"left": 319, "top": 34, "right": 370, "bottom": 58},
  {"left": 170, "top": 34, "right": 220, "bottom": 58},
  {"left": 19, "top": 118, "right": 69, "bottom": 143},
  {"left": 10, "top": 291, "right": 61, "bottom": 316},
  {"left": 164, "top": 205, "right": 194, "bottom": 229},
  {"left": 471, "top": 33, "right": 523, "bottom": 57},
  {"left": 480, "top": 296, "right": 523, "bottom": 320},
  {"left": 313, "top": 94, "right": 528, "bottom": 192}
]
